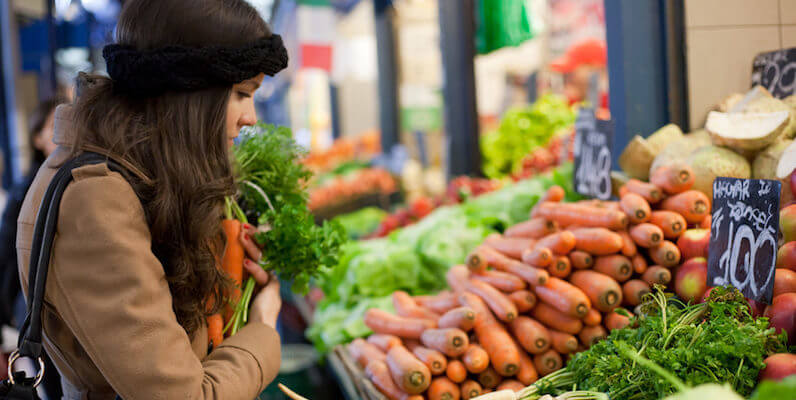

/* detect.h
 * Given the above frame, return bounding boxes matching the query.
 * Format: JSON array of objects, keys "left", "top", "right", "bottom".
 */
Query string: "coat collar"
[{"left": 52, "top": 104, "right": 154, "bottom": 185}]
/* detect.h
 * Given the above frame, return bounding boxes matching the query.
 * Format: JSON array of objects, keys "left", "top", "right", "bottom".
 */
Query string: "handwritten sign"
[
  {"left": 707, "top": 177, "right": 781, "bottom": 303},
  {"left": 573, "top": 108, "right": 613, "bottom": 200},
  {"left": 751, "top": 47, "right": 796, "bottom": 98}
]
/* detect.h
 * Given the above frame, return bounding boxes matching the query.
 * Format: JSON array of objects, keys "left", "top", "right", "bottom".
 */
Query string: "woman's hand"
[{"left": 239, "top": 224, "right": 281, "bottom": 329}]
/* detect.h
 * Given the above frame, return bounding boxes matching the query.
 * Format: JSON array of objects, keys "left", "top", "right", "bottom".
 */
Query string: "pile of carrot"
[{"left": 350, "top": 162, "right": 710, "bottom": 400}]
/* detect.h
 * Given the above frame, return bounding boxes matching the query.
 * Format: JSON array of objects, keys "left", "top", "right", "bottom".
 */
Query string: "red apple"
[
  {"left": 791, "top": 170, "right": 796, "bottom": 199},
  {"left": 748, "top": 298, "right": 767, "bottom": 318},
  {"left": 675, "top": 257, "right": 708, "bottom": 303},
  {"left": 780, "top": 205, "right": 796, "bottom": 243},
  {"left": 765, "top": 293, "right": 796, "bottom": 346},
  {"left": 700, "top": 286, "right": 715, "bottom": 303},
  {"left": 778, "top": 242, "right": 796, "bottom": 271},
  {"left": 677, "top": 229, "right": 710, "bottom": 260},
  {"left": 700, "top": 215, "right": 711, "bottom": 230},
  {"left": 774, "top": 268, "right": 796, "bottom": 297},
  {"left": 760, "top": 353, "right": 796, "bottom": 382}
]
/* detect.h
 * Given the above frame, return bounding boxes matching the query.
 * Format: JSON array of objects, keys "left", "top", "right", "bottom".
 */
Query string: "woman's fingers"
[
  {"left": 239, "top": 227, "right": 262, "bottom": 261},
  {"left": 244, "top": 259, "right": 270, "bottom": 286}
]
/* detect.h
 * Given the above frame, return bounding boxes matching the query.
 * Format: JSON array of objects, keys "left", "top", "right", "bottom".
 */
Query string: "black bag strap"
[{"left": 13, "top": 152, "right": 129, "bottom": 366}]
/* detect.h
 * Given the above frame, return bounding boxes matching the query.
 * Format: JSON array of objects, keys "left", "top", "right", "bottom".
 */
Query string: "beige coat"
[{"left": 16, "top": 106, "right": 280, "bottom": 399}]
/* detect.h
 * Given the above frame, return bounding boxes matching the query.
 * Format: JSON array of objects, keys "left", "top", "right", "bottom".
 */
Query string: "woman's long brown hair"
[{"left": 71, "top": 0, "right": 269, "bottom": 336}]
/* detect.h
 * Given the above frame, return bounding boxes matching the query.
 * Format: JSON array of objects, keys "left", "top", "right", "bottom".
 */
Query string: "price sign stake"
[
  {"left": 573, "top": 108, "right": 613, "bottom": 200},
  {"left": 751, "top": 47, "right": 796, "bottom": 98},
  {"left": 707, "top": 177, "right": 781, "bottom": 303}
]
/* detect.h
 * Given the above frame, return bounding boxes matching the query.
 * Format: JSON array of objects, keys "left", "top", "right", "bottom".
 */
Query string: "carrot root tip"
[
  {"left": 605, "top": 292, "right": 619, "bottom": 306},
  {"left": 409, "top": 372, "right": 426, "bottom": 386},
  {"left": 536, "top": 339, "right": 547, "bottom": 349},
  {"left": 453, "top": 337, "right": 464, "bottom": 347}
]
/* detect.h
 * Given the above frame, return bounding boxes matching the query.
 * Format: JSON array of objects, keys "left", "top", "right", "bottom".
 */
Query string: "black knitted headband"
[{"left": 102, "top": 35, "right": 289, "bottom": 97}]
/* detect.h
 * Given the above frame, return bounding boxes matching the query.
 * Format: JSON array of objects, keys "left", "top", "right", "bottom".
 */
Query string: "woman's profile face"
[{"left": 226, "top": 72, "right": 265, "bottom": 148}]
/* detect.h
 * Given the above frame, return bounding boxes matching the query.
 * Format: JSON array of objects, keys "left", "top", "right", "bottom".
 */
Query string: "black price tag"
[
  {"left": 573, "top": 108, "right": 613, "bottom": 200},
  {"left": 707, "top": 177, "right": 781, "bottom": 303},
  {"left": 751, "top": 47, "right": 796, "bottom": 99}
]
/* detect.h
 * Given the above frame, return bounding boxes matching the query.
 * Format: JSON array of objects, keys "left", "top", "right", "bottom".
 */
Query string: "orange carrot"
[
  {"left": 593, "top": 255, "right": 633, "bottom": 282},
  {"left": 446, "top": 360, "right": 468, "bottom": 383},
  {"left": 393, "top": 291, "right": 440, "bottom": 320},
  {"left": 482, "top": 245, "right": 549, "bottom": 286},
  {"left": 438, "top": 307, "right": 476, "bottom": 331},
  {"left": 548, "top": 255, "right": 572, "bottom": 279},
  {"left": 629, "top": 223, "right": 664, "bottom": 248},
  {"left": 429, "top": 377, "right": 461, "bottom": 400},
  {"left": 368, "top": 334, "right": 403, "bottom": 352},
  {"left": 584, "top": 308, "right": 602, "bottom": 326},
  {"left": 364, "top": 309, "right": 437, "bottom": 339},
  {"left": 605, "top": 309, "right": 634, "bottom": 331},
  {"left": 508, "top": 290, "right": 537, "bottom": 313},
  {"left": 570, "top": 251, "right": 594, "bottom": 269},
  {"left": 458, "top": 293, "right": 521, "bottom": 376},
  {"left": 365, "top": 360, "right": 423, "bottom": 400},
  {"left": 465, "top": 248, "right": 489, "bottom": 274},
  {"left": 569, "top": 228, "right": 624, "bottom": 255},
  {"left": 620, "top": 193, "right": 652, "bottom": 224},
  {"left": 478, "top": 366, "right": 503, "bottom": 389},
  {"left": 530, "top": 185, "right": 566, "bottom": 217},
  {"left": 415, "top": 291, "right": 459, "bottom": 314},
  {"left": 460, "top": 380, "right": 483, "bottom": 400},
  {"left": 421, "top": 328, "right": 470, "bottom": 358},
  {"left": 579, "top": 325, "right": 607, "bottom": 348},
  {"left": 649, "top": 240, "right": 681, "bottom": 268},
  {"left": 446, "top": 265, "right": 472, "bottom": 293},
  {"left": 521, "top": 247, "right": 554, "bottom": 268},
  {"left": 349, "top": 338, "right": 386, "bottom": 368},
  {"left": 549, "top": 330, "right": 579, "bottom": 354},
  {"left": 622, "top": 279, "right": 651, "bottom": 306},
  {"left": 642, "top": 266, "right": 672, "bottom": 286},
  {"left": 505, "top": 218, "right": 559, "bottom": 239},
  {"left": 632, "top": 254, "right": 648, "bottom": 274},
  {"left": 410, "top": 345, "right": 448, "bottom": 376},
  {"left": 207, "top": 314, "right": 224, "bottom": 350},
  {"left": 649, "top": 211, "right": 687, "bottom": 239},
  {"left": 569, "top": 270, "right": 623, "bottom": 312},
  {"left": 514, "top": 345, "right": 539, "bottom": 385},
  {"left": 221, "top": 219, "right": 244, "bottom": 322},
  {"left": 624, "top": 179, "right": 663, "bottom": 203},
  {"left": 650, "top": 162, "right": 694, "bottom": 194},
  {"left": 534, "top": 231, "right": 577, "bottom": 255},
  {"left": 618, "top": 231, "right": 638, "bottom": 257},
  {"left": 462, "top": 344, "right": 490, "bottom": 374},
  {"left": 467, "top": 279, "right": 518, "bottom": 322},
  {"left": 484, "top": 234, "right": 535, "bottom": 260},
  {"left": 531, "top": 302, "right": 583, "bottom": 334},
  {"left": 387, "top": 345, "right": 432, "bottom": 394},
  {"left": 534, "top": 277, "right": 591, "bottom": 318},
  {"left": 533, "top": 350, "right": 563, "bottom": 376},
  {"left": 536, "top": 202, "right": 628, "bottom": 230},
  {"left": 661, "top": 190, "right": 710, "bottom": 224},
  {"left": 473, "top": 270, "right": 527, "bottom": 292},
  {"left": 497, "top": 380, "right": 526, "bottom": 392},
  {"left": 509, "top": 316, "right": 552, "bottom": 354}
]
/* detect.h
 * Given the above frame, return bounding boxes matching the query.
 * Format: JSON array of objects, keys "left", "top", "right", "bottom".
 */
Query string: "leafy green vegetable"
[
  {"left": 233, "top": 123, "right": 346, "bottom": 294},
  {"left": 481, "top": 94, "right": 575, "bottom": 178},
  {"left": 332, "top": 207, "right": 386, "bottom": 240},
  {"left": 309, "top": 165, "right": 575, "bottom": 352},
  {"left": 563, "top": 286, "right": 787, "bottom": 399},
  {"left": 749, "top": 376, "right": 796, "bottom": 400}
]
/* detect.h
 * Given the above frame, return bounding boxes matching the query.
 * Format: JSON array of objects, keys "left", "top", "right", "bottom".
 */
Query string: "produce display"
[
  {"left": 308, "top": 165, "right": 580, "bottom": 353},
  {"left": 302, "top": 132, "right": 382, "bottom": 173},
  {"left": 481, "top": 95, "right": 575, "bottom": 179},
  {"left": 308, "top": 166, "right": 398, "bottom": 211}
]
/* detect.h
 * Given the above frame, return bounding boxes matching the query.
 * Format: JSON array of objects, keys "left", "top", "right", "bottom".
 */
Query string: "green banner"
[{"left": 476, "top": 0, "right": 535, "bottom": 54}]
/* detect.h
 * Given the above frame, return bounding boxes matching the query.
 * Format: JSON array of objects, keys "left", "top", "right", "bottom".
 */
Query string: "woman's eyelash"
[{"left": 237, "top": 91, "right": 251, "bottom": 98}]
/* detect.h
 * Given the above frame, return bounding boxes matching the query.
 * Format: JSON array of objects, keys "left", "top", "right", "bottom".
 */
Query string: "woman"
[{"left": 16, "top": 0, "right": 286, "bottom": 398}]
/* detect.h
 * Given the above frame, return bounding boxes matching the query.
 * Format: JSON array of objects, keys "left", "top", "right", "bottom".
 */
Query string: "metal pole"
[
  {"left": 439, "top": 0, "right": 480, "bottom": 177},
  {"left": 374, "top": 0, "right": 400, "bottom": 153},
  {"left": 663, "top": 0, "right": 689, "bottom": 130},
  {"left": 41, "top": 0, "right": 57, "bottom": 99},
  {"left": 0, "top": 0, "right": 21, "bottom": 189}
]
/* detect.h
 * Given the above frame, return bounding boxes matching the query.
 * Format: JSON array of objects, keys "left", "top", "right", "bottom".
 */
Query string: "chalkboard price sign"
[
  {"left": 751, "top": 47, "right": 796, "bottom": 99},
  {"left": 707, "top": 177, "right": 781, "bottom": 303},
  {"left": 573, "top": 108, "right": 613, "bottom": 200}
]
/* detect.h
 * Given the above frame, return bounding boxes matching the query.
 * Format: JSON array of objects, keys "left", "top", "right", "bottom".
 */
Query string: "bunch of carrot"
[{"left": 349, "top": 161, "right": 710, "bottom": 400}]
